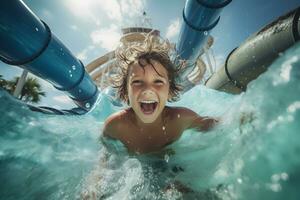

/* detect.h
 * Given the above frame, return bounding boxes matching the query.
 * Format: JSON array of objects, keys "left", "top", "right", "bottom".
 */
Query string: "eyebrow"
[{"left": 130, "top": 74, "right": 167, "bottom": 80}]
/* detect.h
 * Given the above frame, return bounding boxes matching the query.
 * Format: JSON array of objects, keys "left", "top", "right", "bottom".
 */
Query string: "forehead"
[{"left": 128, "top": 60, "right": 168, "bottom": 78}]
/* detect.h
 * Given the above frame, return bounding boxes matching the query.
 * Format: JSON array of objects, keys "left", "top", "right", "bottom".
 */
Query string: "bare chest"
[{"left": 119, "top": 122, "right": 183, "bottom": 153}]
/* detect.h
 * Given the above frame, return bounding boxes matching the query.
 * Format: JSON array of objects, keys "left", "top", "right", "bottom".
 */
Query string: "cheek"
[
  {"left": 127, "top": 86, "right": 139, "bottom": 102},
  {"left": 159, "top": 85, "right": 170, "bottom": 100}
]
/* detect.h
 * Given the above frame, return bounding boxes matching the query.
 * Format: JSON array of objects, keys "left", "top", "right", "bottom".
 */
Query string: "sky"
[{"left": 1, "top": 0, "right": 299, "bottom": 109}]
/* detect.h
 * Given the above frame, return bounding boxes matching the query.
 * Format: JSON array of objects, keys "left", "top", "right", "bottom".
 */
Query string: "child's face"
[{"left": 127, "top": 60, "right": 170, "bottom": 123}]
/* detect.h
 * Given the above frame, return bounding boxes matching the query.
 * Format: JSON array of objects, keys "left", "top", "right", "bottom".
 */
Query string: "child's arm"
[
  {"left": 176, "top": 108, "right": 218, "bottom": 132},
  {"left": 188, "top": 115, "right": 218, "bottom": 131},
  {"left": 102, "top": 111, "right": 123, "bottom": 139}
]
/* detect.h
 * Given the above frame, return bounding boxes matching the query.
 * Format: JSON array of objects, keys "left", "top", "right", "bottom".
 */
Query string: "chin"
[
  {"left": 140, "top": 117, "right": 156, "bottom": 124},
  {"left": 138, "top": 114, "right": 158, "bottom": 123}
]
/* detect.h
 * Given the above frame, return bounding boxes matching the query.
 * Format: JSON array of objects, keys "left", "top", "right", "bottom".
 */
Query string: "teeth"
[{"left": 140, "top": 100, "right": 157, "bottom": 104}]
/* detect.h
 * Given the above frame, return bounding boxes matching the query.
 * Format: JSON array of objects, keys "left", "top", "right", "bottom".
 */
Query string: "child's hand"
[{"left": 201, "top": 117, "right": 218, "bottom": 131}]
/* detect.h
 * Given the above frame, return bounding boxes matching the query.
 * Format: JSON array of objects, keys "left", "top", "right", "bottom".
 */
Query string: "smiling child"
[{"left": 102, "top": 33, "right": 217, "bottom": 154}]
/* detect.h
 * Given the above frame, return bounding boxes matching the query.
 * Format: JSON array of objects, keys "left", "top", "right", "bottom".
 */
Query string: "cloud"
[
  {"left": 70, "top": 25, "right": 78, "bottom": 31},
  {"left": 64, "top": 0, "right": 96, "bottom": 22},
  {"left": 120, "top": 0, "right": 145, "bottom": 18},
  {"left": 28, "top": 74, "right": 53, "bottom": 90},
  {"left": 53, "top": 95, "right": 73, "bottom": 104},
  {"left": 101, "top": 0, "right": 122, "bottom": 22},
  {"left": 90, "top": 25, "right": 121, "bottom": 51},
  {"left": 64, "top": 0, "right": 145, "bottom": 24},
  {"left": 76, "top": 45, "right": 95, "bottom": 61},
  {"left": 64, "top": 0, "right": 146, "bottom": 54},
  {"left": 40, "top": 9, "right": 53, "bottom": 20},
  {"left": 165, "top": 18, "right": 181, "bottom": 40}
]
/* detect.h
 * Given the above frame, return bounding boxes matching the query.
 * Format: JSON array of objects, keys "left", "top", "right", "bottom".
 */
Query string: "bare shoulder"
[
  {"left": 103, "top": 109, "right": 130, "bottom": 138},
  {"left": 166, "top": 106, "right": 199, "bottom": 129},
  {"left": 167, "top": 106, "right": 217, "bottom": 131},
  {"left": 167, "top": 106, "right": 199, "bottom": 120}
]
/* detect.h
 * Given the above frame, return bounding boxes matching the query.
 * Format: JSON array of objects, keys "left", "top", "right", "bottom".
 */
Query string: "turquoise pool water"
[{"left": 0, "top": 42, "right": 300, "bottom": 200}]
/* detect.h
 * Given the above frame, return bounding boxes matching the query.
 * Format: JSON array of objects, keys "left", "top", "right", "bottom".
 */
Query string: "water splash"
[{"left": 0, "top": 42, "right": 300, "bottom": 199}]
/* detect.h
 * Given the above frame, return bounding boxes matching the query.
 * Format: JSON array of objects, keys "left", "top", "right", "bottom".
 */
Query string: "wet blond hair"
[{"left": 113, "top": 32, "right": 182, "bottom": 104}]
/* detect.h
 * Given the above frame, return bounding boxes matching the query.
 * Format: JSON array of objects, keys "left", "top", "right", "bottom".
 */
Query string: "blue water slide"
[
  {"left": 176, "top": 0, "right": 231, "bottom": 89},
  {"left": 0, "top": 0, "right": 99, "bottom": 112}
]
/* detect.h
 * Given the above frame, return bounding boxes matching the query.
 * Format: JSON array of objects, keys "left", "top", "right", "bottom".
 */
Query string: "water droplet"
[
  {"left": 164, "top": 154, "right": 169, "bottom": 163},
  {"left": 85, "top": 103, "right": 90, "bottom": 108},
  {"left": 29, "top": 121, "right": 36, "bottom": 126},
  {"left": 269, "top": 183, "right": 282, "bottom": 192},
  {"left": 35, "top": 27, "right": 39, "bottom": 31},
  {"left": 237, "top": 178, "right": 242, "bottom": 184},
  {"left": 280, "top": 173, "right": 288, "bottom": 181},
  {"left": 162, "top": 126, "right": 166, "bottom": 130},
  {"left": 72, "top": 65, "right": 76, "bottom": 70},
  {"left": 271, "top": 174, "right": 280, "bottom": 182},
  {"left": 204, "top": 31, "right": 208, "bottom": 36},
  {"left": 177, "top": 114, "right": 180, "bottom": 118}
]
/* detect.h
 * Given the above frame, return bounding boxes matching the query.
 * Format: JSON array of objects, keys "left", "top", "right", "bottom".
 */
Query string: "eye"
[
  {"left": 154, "top": 79, "right": 164, "bottom": 85},
  {"left": 131, "top": 80, "right": 143, "bottom": 85}
]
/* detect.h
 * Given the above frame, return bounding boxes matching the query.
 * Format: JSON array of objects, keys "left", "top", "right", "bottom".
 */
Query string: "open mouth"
[{"left": 139, "top": 100, "right": 158, "bottom": 115}]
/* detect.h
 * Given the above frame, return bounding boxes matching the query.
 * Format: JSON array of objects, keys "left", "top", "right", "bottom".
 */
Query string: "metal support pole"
[{"left": 13, "top": 69, "right": 28, "bottom": 98}]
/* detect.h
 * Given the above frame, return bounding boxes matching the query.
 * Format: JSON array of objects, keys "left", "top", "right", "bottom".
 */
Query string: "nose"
[{"left": 141, "top": 89, "right": 155, "bottom": 96}]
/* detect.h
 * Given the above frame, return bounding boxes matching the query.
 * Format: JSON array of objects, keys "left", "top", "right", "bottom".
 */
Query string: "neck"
[{"left": 131, "top": 108, "right": 166, "bottom": 129}]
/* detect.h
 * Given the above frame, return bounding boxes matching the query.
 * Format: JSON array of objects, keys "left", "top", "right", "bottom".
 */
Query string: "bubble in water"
[
  {"left": 164, "top": 154, "right": 169, "bottom": 163},
  {"left": 69, "top": 70, "right": 72, "bottom": 73},
  {"left": 78, "top": 89, "right": 82, "bottom": 93},
  {"left": 280, "top": 173, "right": 289, "bottom": 181},
  {"left": 269, "top": 183, "right": 282, "bottom": 192},
  {"left": 72, "top": 65, "right": 76, "bottom": 70},
  {"left": 271, "top": 174, "right": 280, "bottom": 182},
  {"left": 85, "top": 103, "right": 90, "bottom": 108},
  {"left": 162, "top": 126, "right": 166, "bottom": 131},
  {"left": 237, "top": 178, "right": 243, "bottom": 184},
  {"left": 70, "top": 74, "right": 73, "bottom": 77},
  {"left": 204, "top": 31, "right": 208, "bottom": 36},
  {"left": 29, "top": 121, "right": 36, "bottom": 126},
  {"left": 35, "top": 27, "right": 39, "bottom": 31},
  {"left": 177, "top": 114, "right": 180, "bottom": 118}
]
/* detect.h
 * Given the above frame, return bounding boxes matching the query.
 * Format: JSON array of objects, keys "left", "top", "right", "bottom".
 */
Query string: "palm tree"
[
  {"left": 7, "top": 77, "right": 46, "bottom": 103},
  {"left": 0, "top": 74, "right": 8, "bottom": 89}
]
